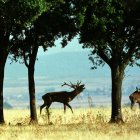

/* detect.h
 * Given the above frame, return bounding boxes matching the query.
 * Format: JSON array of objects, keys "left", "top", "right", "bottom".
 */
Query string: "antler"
[
  {"left": 77, "top": 80, "right": 82, "bottom": 86},
  {"left": 61, "top": 82, "right": 75, "bottom": 88},
  {"left": 61, "top": 81, "right": 82, "bottom": 89},
  {"left": 61, "top": 82, "right": 70, "bottom": 87}
]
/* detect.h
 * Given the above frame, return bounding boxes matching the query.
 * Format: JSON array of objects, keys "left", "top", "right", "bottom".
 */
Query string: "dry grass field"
[{"left": 1, "top": 107, "right": 140, "bottom": 140}]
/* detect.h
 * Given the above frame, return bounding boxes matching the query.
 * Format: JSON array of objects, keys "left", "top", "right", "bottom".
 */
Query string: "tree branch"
[
  {"left": 30, "top": 45, "right": 38, "bottom": 66},
  {"left": 23, "top": 49, "right": 29, "bottom": 68},
  {"left": 96, "top": 46, "right": 111, "bottom": 67},
  {"left": 124, "top": 45, "right": 138, "bottom": 65}
]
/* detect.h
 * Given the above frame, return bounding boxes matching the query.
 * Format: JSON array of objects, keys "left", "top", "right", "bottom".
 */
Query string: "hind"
[{"left": 40, "top": 94, "right": 52, "bottom": 114}]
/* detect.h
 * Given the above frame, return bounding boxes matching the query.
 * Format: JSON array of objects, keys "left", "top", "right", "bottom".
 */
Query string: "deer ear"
[{"left": 136, "top": 87, "right": 138, "bottom": 91}]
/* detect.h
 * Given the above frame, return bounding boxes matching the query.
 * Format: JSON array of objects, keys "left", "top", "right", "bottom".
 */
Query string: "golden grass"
[{"left": 0, "top": 107, "right": 140, "bottom": 140}]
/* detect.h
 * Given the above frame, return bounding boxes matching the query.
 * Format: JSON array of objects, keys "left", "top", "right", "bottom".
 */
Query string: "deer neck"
[{"left": 71, "top": 89, "right": 80, "bottom": 98}]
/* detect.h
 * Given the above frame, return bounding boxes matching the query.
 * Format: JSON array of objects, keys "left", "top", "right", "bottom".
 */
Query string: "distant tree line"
[
  {"left": 0, "top": 0, "right": 139, "bottom": 124},
  {"left": 4, "top": 102, "right": 12, "bottom": 109}
]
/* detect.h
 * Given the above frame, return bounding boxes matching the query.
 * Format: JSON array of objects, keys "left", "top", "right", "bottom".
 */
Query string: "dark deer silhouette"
[
  {"left": 129, "top": 87, "right": 140, "bottom": 109},
  {"left": 40, "top": 81, "right": 85, "bottom": 122}
]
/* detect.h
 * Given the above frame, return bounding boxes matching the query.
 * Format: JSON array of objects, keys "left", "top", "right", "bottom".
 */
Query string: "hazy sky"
[{"left": 38, "top": 37, "right": 91, "bottom": 56}]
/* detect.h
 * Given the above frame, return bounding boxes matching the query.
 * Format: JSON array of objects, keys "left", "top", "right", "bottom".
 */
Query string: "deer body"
[
  {"left": 129, "top": 87, "right": 140, "bottom": 109},
  {"left": 42, "top": 90, "right": 78, "bottom": 103},
  {"left": 40, "top": 81, "right": 85, "bottom": 122}
]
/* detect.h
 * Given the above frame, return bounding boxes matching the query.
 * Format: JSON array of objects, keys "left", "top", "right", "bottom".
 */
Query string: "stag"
[
  {"left": 40, "top": 81, "right": 85, "bottom": 121},
  {"left": 129, "top": 87, "right": 140, "bottom": 109}
]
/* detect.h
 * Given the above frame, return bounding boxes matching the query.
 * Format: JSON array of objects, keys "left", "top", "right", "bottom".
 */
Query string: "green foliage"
[
  {"left": 0, "top": 0, "right": 48, "bottom": 29},
  {"left": 76, "top": 0, "right": 140, "bottom": 68},
  {"left": 10, "top": 0, "right": 78, "bottom": 59}
]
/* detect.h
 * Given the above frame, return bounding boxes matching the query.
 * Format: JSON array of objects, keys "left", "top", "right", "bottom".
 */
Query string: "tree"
[
  {"left": 10, "top": 0, "right": 77, "bottom": 124},
  {"left": 0, "top": 0, "right": 47, "bottom": 124},
  {"left": 74, "top": 0, "right": 140, "bottom": 123}
]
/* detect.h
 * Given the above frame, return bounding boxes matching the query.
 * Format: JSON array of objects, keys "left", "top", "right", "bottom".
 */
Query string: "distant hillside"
[
  {"left": 36, "top": 51, "right": 97, "bottom": 79},
  {"left": 5, "top": 51, "right": 140, "bottom": 80},
  {"left": 4, "top": 102, "right": 13, "bottom": 109},
  {"left": 5, "top": 51, "right": 110, "bottom": 79}
]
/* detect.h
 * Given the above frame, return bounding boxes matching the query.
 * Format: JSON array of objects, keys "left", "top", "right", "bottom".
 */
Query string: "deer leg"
[
  {"left": 131, "top": 101, "right": 134, "bottom": 110},
  {"left": 46, "top": 107, "right": 50, "bottom": 123},
  {"left": 139, "top": 103, "right": 140, "bottom": 110},
  {"left": 64, "top": 104, "right": 66, "bottom": 113},
  {"left": 65, "top": 103, "right": 73, "bottom": 113},
  {"left": 40, "top": 104, "right": 46, "bottom": 114},
  {"left": 46, "top": 103, "right": 52, "bottom": 123}
]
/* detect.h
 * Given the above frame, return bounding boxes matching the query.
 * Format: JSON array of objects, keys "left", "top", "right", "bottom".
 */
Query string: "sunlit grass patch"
[{"left": 1, "top": 107, "right": 140, "bottom": 140}]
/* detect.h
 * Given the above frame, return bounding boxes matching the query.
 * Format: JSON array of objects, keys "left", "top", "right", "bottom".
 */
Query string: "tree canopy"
[
  {"left": 0, "top": 0, "right": 48, "bottom": 27},
  {"left": 76, "top": 0, "right": 140, "bottom": 68},
  {"left": 10, "top": 0, "right": 78, "bottom": 61}
]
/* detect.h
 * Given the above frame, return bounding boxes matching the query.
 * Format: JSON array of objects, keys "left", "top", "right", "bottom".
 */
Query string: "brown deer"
[
  {"left": 40, "top": 81, "right": 85, "bottom": 121},
  {"left": 129, "top": 87, "right": 140, "bottom": 109}
]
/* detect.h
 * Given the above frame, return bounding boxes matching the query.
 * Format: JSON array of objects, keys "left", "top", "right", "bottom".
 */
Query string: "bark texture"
[
  {"left": 0, "top": 49, "right": 8, "bottom": 124},
  {"left": 27, "top": 46, "right": 38, "bottom": 124},
  {"left": 110, "top": 64, "right": 124, "bottom": 124}
]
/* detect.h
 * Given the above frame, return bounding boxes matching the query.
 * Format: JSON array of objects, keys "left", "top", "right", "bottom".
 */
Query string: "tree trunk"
[
  {"left": 0, "top": 50, "right": 8, "bottom": 124},
  {"left": 27, "top": 46, "right": 38, "bottom": 124},
  {"left": 28, "top": 66, "right": 38, "bottom": 124},
  {"left": 110, "top": 65, "right": 124, "bottom": 124}
]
